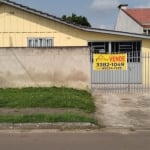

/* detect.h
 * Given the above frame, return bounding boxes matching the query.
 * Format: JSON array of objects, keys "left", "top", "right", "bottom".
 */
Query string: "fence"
[
  {"left": 0, "top": 47, "right": 90, "bottom": 89},
  {"left": 91, "top": 52, "right": 150, "bottom": 93}
]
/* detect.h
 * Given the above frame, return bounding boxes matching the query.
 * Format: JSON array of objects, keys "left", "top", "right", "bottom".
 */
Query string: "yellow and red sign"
[{"left": 94, "top": 53, "right": 127, "bottom": 70}]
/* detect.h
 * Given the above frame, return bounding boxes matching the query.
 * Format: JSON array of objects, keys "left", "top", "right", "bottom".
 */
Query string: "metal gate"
[{"left": 91, "top": 51, "right": 150, "bottom": 93}]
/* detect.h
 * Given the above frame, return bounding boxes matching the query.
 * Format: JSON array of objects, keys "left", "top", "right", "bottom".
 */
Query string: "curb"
[
  {"left": 0, "top": 123, "right": 99, "bottom": 130},
  {"left": 102, "top": 127, "right": 150, "bottom": 132}
]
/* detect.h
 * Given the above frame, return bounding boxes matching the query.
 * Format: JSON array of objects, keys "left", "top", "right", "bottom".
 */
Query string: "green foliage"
[
  {"left": 62, "top": 13, "right": 91, "bottom": 27},
  {"left": 0, "top": 87, "right": 95, "bottom": 113}
]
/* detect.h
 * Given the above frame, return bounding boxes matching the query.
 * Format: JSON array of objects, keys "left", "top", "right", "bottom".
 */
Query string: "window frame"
[
  {"left": 27, "top": 37, "right": 54, "bottom": 48},
  {"left": 88, "top": 40, "right": 142, "bottom": 62}
]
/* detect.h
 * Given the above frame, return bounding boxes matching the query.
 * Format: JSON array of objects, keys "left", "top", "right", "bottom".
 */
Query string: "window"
[
  {"left": 28, "top": 38, "right": 53, "bottom": 48},
  {"left": 143, "top": 29, "right": 150, "bottom": 35},
  {"left": 88, "top": 42, "right": 109, "bottom": 53},
  {"left": 143, "top": 29, "right": 147, "bottom": 34},
  {"left": 89, "top": 41, "right": 141, "bottom": 62},
  {"left": 111, "top": 41, "right": 141, "bottom": 62}
]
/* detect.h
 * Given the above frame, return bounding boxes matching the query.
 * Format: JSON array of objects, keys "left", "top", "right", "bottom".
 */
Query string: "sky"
[{"left": 13, "top": 0, "right": 150, "bottom": 29}]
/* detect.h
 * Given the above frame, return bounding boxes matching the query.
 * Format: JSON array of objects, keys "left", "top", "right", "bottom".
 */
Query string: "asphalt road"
[{"left": 0, "top": 130, "right": 150, "bottom": 150}]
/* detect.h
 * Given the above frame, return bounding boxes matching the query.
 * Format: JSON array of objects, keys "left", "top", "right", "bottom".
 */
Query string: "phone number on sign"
[{"left": 96, "top": 63, "right": 125, "bottom": 67}]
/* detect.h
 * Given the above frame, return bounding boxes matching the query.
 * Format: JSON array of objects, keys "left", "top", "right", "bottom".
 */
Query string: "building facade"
[
  {"left": 0, "top": 0, "right": 150, "bottom": 89},
  {"left": 0, "top": 0, "right": 149, "bottom": 50},
  {"left": 115, "top": 4, "right": 150, "bottom": 35}
]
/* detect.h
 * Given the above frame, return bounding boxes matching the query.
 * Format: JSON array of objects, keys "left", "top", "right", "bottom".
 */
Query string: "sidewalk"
[
  {"left": 0, "top": 108, "right": 97, "bottom": 130},
  {"left": 93, "top": 92, "right": 150, "bottom": 128}
]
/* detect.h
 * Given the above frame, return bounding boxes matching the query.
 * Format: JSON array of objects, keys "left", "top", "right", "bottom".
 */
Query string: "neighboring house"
[{"left": 115, "top": 4, "right": 150, "bottom": 35}]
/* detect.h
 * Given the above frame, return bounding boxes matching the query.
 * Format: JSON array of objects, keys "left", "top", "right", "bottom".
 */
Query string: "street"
[{"left": 0, "top": 130, "right": 150, "bottom": 150}]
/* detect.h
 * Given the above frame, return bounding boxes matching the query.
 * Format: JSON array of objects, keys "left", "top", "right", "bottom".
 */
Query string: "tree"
[{"left": 62, "top": 13, "right": 91, "bottom": 27}]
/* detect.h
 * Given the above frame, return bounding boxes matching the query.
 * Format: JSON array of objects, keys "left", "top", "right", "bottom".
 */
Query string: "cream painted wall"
[
  {"left": 0, "top": 4, "right": 87, "bottom": 47},
  {"left": 141, "top": 40, "right": 150, "bottom": 85},
  {"left": 83, "top": 31, "right": 141, "bottom": 41}
]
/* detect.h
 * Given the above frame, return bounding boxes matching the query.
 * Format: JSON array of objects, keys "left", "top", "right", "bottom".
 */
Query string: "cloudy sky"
[{"left": 13, "top": 0, "right": 150, "bottom": 29}]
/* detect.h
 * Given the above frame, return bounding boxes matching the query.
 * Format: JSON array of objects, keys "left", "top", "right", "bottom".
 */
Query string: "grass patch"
[
  {"left": 0, "top": 87, "right": 95, "bottom": 112},
  {"left": 0, "top": 113, "right": 97, "bottom": 124}
]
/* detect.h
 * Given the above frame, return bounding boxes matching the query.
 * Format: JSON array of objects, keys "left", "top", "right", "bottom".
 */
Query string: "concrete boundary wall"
[{"left": 0, "top": 47, "right": 90, "bottom": 90}]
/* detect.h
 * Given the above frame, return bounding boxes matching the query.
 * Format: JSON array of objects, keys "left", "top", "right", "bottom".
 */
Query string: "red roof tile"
[{"left": 124, "top": 8, "right": 150, "bottom": 28}]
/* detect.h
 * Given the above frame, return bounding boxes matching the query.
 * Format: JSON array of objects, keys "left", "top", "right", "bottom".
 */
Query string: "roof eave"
[
  {"left": 0, "top": 0, "right": 86, "bottom": 31},
  {"left": 85, "top": 28, "right": 150, "bottom": 39},
  {"left": 1, "top": 0, "right": 150, "bottom": 39}
]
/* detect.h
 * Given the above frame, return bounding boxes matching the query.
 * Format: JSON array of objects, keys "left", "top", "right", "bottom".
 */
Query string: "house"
[
  {"left": 0, "top": 0, "right": 150, "bottom": 89},
  {"left": 115, "top": 4, "right": 150, "bottom": 35},
  {"left": 0, "top": 0, "right": 149, "bottom": 50}
]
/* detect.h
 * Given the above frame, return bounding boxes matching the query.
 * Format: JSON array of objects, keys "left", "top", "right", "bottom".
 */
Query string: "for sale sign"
[{"left": 93, "top": 53, "right": 127, "bottom": 70}]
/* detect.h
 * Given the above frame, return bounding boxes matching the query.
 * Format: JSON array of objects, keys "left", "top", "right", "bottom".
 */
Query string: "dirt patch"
[{"left": 0, "top": 108, "right": 93, "bottom": 117}]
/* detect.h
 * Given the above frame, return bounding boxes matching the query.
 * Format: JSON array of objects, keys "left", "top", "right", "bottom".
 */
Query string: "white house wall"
[{"left": 115, "top": 10, "right": 143, "bottom": 34}]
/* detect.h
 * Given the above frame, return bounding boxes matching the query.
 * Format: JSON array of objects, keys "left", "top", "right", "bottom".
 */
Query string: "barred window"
[
  {"left": 111, "top": 41, "right": 141, "bottom": 62},
  {"left": 28, "top": 38, "right": 53, "bottom": 48},
  {"left": 89, "top": 41, "right": 141, "bottom": 62},
  {"left": 88, "top": 42, "right": 109, "bottom": 53}
]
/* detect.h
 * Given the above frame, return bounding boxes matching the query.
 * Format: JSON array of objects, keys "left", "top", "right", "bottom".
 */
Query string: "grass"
[
  {"left": 0, "top": 87, "right": 98, "bottom": 125},
  {"left": 0, "top": 87, "right": 95, "bottom": 113},
  {"left": 0, "top": 113, "right": 97, "bottom": 124}
]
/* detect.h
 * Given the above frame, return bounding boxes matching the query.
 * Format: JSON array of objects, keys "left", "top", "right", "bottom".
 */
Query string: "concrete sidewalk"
[
  {"left": 0, "top": 123, "right": 98, "bottom": 130},
  {"left": 93, "top": 92, "right": 150, "bottom": 128}
]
